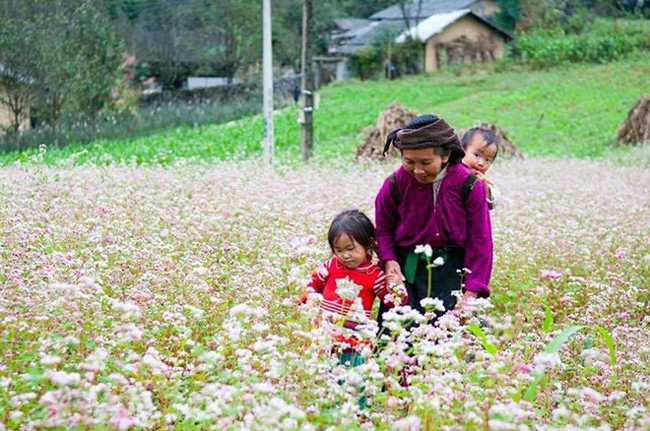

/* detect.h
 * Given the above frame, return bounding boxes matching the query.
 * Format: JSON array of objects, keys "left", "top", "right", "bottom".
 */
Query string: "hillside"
[{"left": 2, "top": 57, "right": 649, "bottom": 166}]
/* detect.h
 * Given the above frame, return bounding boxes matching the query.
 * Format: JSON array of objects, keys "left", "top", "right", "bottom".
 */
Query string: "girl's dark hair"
[
  {"left": 461, "top": 128, "right": 499, "bottom": 160},
  {"left": 327, "top": 209, "right": 377, "bottom": 256}
]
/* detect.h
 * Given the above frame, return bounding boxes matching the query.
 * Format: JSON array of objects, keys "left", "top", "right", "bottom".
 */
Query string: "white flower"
[
  {"left": 393, "top": 415, "right": 421, "bottom": 431},
  {"left": 431, "top": 256, "right": 445, "bottom": 267},
  {"left": 420, "top": 297, "right": 445, "bottom": 312},
  {"left": 414, "top": 244, "right": 433, "bottom": 258},
  {"left": 335, "top": 277, "right": 362, "bottom": 301},
  {"left": 40, "top": 355, "right": 61, "bottom": 366},
  {"left": 49, "top": 371, "right": 81, "bottom": 386}
]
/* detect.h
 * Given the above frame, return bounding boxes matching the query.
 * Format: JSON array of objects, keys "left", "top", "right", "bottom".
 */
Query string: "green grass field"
[{"left": 2, "top": 56, "right": 649, "bottom": 166}]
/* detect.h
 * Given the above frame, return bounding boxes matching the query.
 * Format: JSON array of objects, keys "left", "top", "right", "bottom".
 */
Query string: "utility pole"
[
  {"left": 300, "top": 0, "right": 314, "bottom": 161},
  {"left": 262, "top": 0, "right": 274, "bottom": 164}
]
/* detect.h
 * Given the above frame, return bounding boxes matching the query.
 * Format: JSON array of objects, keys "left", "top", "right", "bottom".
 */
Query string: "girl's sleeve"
[
  {"left": 464, "top": 181, "right": 493, "bottom": 298},
  {"left": 375, "top": 176, "right": 399, "bottom": 263},
  {"left": 486, "top": 183, "right": 499, "bottom": 210},
  {"left": 306, "top": 257, "right": 332, "bottom": 294}
]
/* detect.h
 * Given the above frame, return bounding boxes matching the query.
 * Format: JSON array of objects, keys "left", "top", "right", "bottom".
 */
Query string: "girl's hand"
[
  {"left": 386, "top": 272, "right": 402, "bottom": 286},
  {"left": 384, "top": 260, "right": 404, "bottom": 282}
]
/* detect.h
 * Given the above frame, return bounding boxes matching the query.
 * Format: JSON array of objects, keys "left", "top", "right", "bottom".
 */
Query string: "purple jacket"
[{"left": 374, "top": 163, "right": 493, "bottom": 297}]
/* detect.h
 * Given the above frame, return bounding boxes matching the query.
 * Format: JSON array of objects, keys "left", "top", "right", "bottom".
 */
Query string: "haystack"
[
  {"left": 357, "top": 102, "right": 417, "bottom": 160},
  {"left": 617, "top": 95, "right": 650, "bottom": 145},
  {"left": 460, "top": 121, "right": 523, "bottom": 159}
]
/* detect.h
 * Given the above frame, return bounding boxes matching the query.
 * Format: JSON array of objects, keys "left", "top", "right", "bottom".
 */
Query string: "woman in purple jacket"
[{"left": 375, "top": 114, "right": 493, "bottom": 326}]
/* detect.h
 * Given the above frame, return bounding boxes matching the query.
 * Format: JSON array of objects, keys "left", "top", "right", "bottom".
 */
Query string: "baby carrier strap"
[
  {"left": 389, "top": 172, "right": 400, "bottom": 206},
  {"left": 461, "top": 173, "right": 478, "bottom": 205},
  {"left": 388, "top": 171, "right": 477, "bottom": 206}
]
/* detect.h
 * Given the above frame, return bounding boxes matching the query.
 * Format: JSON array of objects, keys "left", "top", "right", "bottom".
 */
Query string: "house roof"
[
  {"left": 333, "top": 18, "right": 372, "bottom": 32},
  {"left": 335, "top": 8, "right": 511, "bottom": 54},
  {"left": 396, "top": 9, "right": 512, "bottom": 42},
  {"left": 370, "top": 0, "right": 478, "bottom": 20},
  {"left": 336, "top": 20, "right": 406, "bottom": 54}
]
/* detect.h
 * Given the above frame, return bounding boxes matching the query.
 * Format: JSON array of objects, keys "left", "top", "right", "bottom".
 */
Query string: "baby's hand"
[{"left": 472, "top": 170, "right": 492, "bottom": 188}]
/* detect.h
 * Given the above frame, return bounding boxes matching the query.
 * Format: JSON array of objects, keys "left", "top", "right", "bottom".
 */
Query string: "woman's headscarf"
[{"left": 383, "top": 114, "right": 465, "bottom": 162}]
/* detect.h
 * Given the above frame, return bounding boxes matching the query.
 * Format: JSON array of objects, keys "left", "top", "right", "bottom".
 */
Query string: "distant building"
[{"left": 323, "top": 0, "right": 511, "bottom": 81}]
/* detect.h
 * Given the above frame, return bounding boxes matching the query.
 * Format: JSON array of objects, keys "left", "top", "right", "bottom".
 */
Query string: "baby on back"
[{"left": 461, "top": 127, "right": 500, "bottom": 209}]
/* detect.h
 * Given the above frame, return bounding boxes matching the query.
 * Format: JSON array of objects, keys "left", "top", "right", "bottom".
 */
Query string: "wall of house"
[
  {"left": 470, "top": 0, "right": 501, "bottom": 17},
  {"left": 424, "top": 16, "right": 505, "bottom": 72},
  {"left": 0, "top": 91, "right": 30, "bottom": 134}
]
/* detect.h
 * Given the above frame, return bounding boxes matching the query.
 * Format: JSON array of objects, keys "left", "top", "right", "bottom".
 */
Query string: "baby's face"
[{"left": 463, "top": 138, "right": 497, "bottom": 175}]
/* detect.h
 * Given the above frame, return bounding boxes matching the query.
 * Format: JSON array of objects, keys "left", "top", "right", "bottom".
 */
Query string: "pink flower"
[
  {"left": 540, "top": 270, "right": 562, "bottom": 280},
  {"left": 614, "top": 247, "right": 625, "bottom": 259},
  {"left": 514, "top": 363, "right": 533, "bottom": 374},
  {"left": 109, "top": 408, "right": 137, "bottom": 430}
]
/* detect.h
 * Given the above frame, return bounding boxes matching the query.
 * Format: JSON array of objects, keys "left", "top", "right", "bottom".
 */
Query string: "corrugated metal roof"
[
  {"left": 396, "top": 9, "right": 470, "bottom": 42},
  {"left": 370, "top": 0, "right": 477, "bottom": 20},
  {"left": 333, "top": 18, "right": 372, "bottom": 32},
  {"left": 335, "top": 20, "right": 406, "bottom": 54}
]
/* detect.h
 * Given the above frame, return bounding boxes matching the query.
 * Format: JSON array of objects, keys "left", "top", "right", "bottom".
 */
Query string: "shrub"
[
  {"left": 348, "top": 47, "right": 383, "bottom": 80},
  {"left": 509, "top": 18, "right": 650, "bottom": 68}
]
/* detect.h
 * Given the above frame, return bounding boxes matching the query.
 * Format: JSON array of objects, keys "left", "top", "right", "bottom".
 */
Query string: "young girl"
[
  {"left": 299, "top": 209, "right": 405, "bottom": 364},
  {"left": 461, "top": 127, "right": 500, "bottom": 210},
  {"left": 375, "top": 114, "right": 493, "bottom": 327}
]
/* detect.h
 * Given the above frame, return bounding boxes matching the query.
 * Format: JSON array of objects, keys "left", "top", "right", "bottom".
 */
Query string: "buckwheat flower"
[
  {"left": 115, "top": 323, "right": 144, "bottom": 342},
  {"left": 40, "top": 355, "right": 61, "bottom": 366},
  {"left": 49, "top": 371, "right": 81, "bottom": 386},
  {"left": 109, "top": 408, "right": 137, "bottom": 430},
  {"left": 533, "top": 352, "right": 562, "bottom": 372},
  {"left": 393, "top": 414, "right": 421, "bottom": 431},
  {"left": 335, "top": 277, "right": 362, "bottom": 302},
  {"left": 142, "top": 348, "right": 168, "bottom": 375},
  {"left": 420, "top": 297, "right": 445, "bottom": 312},
  {"left": 183, "top": 304, "right": 204, "bottom": 319},
  {"left": 540, "top": 270, "right": 562, "bottom": 280},
  {"left": 414, "top": 244, "right": 433, "bottom": 258},
  {"left": 252, "top": 323, "right": 269, "bottom": 333},
  {"left": 110, "top": 299, "right": 141, "bottom": 320},
  {"left": 513, "top": 363, "right": 533, "bottom": 374},
  {"left": 488, "top": 420, "right": 516, "bottom": 430},
  {"left": 198, "top": 351, "right": 223, "bottom": 364},
  {"left": 582, "top": 387, "right": 604, "bottom": 403}
]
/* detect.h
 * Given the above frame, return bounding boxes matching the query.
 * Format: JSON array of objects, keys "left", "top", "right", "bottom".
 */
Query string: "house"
[{"left": 324, "top": 0, "right": 511, "bottom": 80}]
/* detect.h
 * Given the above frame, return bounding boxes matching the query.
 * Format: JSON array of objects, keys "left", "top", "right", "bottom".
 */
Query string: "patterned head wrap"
[{"left": 383, "top": 114, "right": 465, "bottom": 162}]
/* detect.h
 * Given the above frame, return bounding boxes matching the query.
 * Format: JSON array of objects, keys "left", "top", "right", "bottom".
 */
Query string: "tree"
[
  {"left": 0, "top": 0, "right": 123, "bottom": 142},
  {"left": 0, "top": 17, "right": 37, "bottom": 133}
]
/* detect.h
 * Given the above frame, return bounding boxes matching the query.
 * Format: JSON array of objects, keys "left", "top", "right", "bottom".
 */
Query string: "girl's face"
[
  {"left": 463, "top": 138, "right": 497, "bottom": 175},
  {"left": 402, "top": 147, "right": 450, "bottom": 184},
  {"left": 332, "top": 234, "right": 368, "bottom": 269}
]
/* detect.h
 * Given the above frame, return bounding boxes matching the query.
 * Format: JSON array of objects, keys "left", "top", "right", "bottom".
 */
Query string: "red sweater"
[{"left": 304, "top": 256, "right": 390, "bottom": 326}]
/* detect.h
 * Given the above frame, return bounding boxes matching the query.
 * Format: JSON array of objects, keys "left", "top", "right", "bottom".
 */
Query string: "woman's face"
[{"left": 401, "top": 147, "right": 450, "bottom": 184}]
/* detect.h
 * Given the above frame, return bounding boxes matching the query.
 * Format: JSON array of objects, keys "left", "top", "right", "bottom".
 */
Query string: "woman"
[{"left": 375, "top": 114, "right": 493, "bottom": 327}]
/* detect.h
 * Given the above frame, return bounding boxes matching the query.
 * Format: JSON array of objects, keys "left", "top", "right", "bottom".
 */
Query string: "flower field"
[{"left": 1, "top": 154, "right": 649, "bottom": 430}]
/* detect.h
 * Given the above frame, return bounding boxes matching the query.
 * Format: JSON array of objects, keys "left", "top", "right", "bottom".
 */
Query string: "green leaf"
[
  {"left": 544, "top": 325, "right": 585, "bottom": 354},
  {"left": 523, "top": 371, "right": 544, "bottom": 402},
  {"left": 542, "top": 303, "right": 554, "bottom": 333},
  {"left": 467, "top": 323, "right": 486, "bottom": 339},
  {"left": 468, "top": 323, "right": 498, "bottom": 355},
  {"left": 595, "top": 326, "right": 616, "bottom": 366}
]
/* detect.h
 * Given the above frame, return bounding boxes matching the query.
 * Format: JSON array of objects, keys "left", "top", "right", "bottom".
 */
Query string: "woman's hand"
[{"left": 384, "top": 260, "right": 404, "bottom": 283}]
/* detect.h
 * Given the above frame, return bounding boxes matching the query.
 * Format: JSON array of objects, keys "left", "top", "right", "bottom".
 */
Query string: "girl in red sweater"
[{"left": 299, "top": 210, "right": 406, "bottom": 365}]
